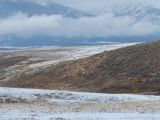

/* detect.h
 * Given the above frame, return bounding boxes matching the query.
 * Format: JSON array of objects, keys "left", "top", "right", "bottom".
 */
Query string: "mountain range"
[
  {"left": 0, "top": 0, "right": 92, "bottom": 18},
  {"left": 0, "top": 0, "right": 160, "bottom": 47},
  {"left": 90, "top": 3, "right": 160, "bottom": 24}
]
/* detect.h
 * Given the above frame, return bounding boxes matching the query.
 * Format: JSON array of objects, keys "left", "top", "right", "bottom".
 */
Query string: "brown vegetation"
[
  {"left": 1, "top": 40, "right": 160, "bottom": 95},
  {"left": 0, "top": 56, "right": 28, "bottom": 69}
]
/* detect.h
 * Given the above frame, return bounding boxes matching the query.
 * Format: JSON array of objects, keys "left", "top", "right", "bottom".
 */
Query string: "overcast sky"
[{"left": 0, "top": 0, "right": 160, "bottom": 39}]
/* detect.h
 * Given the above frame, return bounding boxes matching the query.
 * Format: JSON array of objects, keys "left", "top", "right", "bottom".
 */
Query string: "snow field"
[{"left": 1, "top": 87, "right": 160, "bottom": 120}]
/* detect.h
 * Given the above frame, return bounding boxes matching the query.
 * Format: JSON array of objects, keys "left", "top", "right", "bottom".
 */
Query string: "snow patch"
[
  {"left": 0, "top": 87, "right": 160, "bottom": 103},
  {"left": 1, "top": 87, "right": 160, "bottom": 119}
]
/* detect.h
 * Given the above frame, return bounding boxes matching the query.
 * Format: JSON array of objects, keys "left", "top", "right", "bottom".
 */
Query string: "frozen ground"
[{"left": 0, "top": 87, "right": 160, "bottom": 120}]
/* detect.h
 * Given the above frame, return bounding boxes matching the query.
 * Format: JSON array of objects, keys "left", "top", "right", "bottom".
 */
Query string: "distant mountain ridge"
[
  {"left": 90, "top": 3, "right": 160, "bottom": 24},
  {"left": 0, "top": 1, "right": 160, "bottom": 46},
  {"left": 0, "top": 0, "right": 94, "bottom": 46},
  {"left": 0, "top": 0, "right": 92, "bottom": 18}
]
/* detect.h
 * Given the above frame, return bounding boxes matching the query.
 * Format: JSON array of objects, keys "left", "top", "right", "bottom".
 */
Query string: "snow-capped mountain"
[
  {"left": 0, "top": 0, "right": 92, "bottom": 18},
  {"left": 90, "top": 3, "right": 160, "bottom": 24},
  {"left": 0, "top": 1, "right": 160, "bottom": 48}
]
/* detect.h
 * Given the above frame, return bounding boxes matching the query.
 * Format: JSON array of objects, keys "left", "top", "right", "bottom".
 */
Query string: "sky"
[{"left": 0, "top": 0, "right": 160, "bottom": 39}]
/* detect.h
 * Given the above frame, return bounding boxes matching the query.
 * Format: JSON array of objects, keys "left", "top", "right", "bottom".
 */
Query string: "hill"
[{"left": 2, "top": 40, "right": 160, "bottom": 95}]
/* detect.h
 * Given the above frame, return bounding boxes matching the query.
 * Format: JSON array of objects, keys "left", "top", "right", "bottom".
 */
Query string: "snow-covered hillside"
[
  {"left": 1, "top": 87, "right": 160, "bottom": 119},
  {"left": 90, "top": 3, "right": 160, "bottom": 24}
]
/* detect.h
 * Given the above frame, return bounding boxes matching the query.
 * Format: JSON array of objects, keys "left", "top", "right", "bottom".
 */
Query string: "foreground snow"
[
  {"left": 0, "top": 87, "right": 160, "bottom": 103},
  {"left": 1, "top": 105, "right": 160, "bottom": 120},
  {"left": 0, "top": 87, "right": 160, "bottom": 119}
]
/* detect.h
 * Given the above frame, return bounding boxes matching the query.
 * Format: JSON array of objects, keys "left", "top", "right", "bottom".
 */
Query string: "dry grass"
[
  {"left": 1, "top": 40, "right": 160, "bottom": 95},
  {"left": 0, "top": 56, "right": 28, "bottom": 69},
  {"left": 1, "top": 100, "right": 160, "bottom": 113}
]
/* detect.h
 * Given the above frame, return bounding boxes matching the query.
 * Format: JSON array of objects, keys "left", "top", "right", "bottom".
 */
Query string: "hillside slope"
[{"left": 2, "top": 41, "right": 160, "bottom": 95}]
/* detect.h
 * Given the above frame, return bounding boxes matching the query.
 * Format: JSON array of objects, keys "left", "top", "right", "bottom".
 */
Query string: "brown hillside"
[{"left": 3, "top": 40, "right": 160, "bottom": 95}]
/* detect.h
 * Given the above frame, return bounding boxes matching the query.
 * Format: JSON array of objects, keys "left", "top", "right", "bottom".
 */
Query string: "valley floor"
[{"left": 1, "top": 87, "right": 160, "bottom": 120}]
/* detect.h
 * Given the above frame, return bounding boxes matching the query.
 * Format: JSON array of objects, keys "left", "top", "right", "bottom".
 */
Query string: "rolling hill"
[{"left": 2, "top": 40, "right": 160, "bottom": 95}]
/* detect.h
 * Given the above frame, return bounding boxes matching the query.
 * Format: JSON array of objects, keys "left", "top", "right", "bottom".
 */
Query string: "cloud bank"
[{"left": 0, "top": 12, "right": 159, "bottom": 38}]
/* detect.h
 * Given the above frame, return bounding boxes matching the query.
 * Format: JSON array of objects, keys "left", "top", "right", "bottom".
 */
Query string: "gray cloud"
[{"left": 0, "top": 12, "right": 159, "bottom": 38}]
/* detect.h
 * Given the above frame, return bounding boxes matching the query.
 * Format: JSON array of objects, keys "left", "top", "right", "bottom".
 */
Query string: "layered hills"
[{"left": 2, "top": 40, "right": 160, "bottom": 95}]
